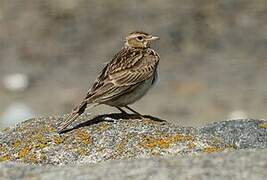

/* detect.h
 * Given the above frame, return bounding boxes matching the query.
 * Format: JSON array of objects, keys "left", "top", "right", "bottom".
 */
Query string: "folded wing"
[{"left": 85, "top": 48, "right": 159, "bottom": 103}]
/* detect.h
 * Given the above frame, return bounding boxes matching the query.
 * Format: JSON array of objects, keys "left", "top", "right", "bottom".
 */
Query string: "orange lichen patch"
[
  {"left": 30, "top": 134, "right": 50, "bottom": 149},
  {"left": 17, "top": 146, "right": 32, "bottom": 159},
  {"left": 97, "top": 123, "right": 111, "bottom": 131},
  {"left": 53, "top": 136, "right": 64, "bottom": 144},
  {"left": 142, "top": 134, "right": 194, "bottom": 149},
  {"left": 41, "top": 126, "right": 56, "bottom": 133},
  {"left": 12, "top": 140, "right": 22, "bottom": 148},
  {"left": 259, "top": 122, "right": 267, "bottom": 129},
  {"left": 116, "top": 142, "right": 125, "bottom": 154},
  {"left": 0, "top": 155, "right": 10, "bottom": 162},
  {"left": 142, "top": 119, "right": 157, "bottom": 125},
  {"left": 187, "top": 142, "right": 197, "bottom": 149},
  {"left": 116, "top": 136, "right": 130, "bottom": 156},
  {"left": 35, "top": 143, "right": 48, "bottom": 149},
  {"left": 74, "top": 129, "right": 91, "bottom": 145},
  {"left": 203, "top": 144, "right": 237, "bottom": 153},
  {"left": 202, "top": 146, "right": 225, "bottom": 153},
  {"left": 27, "top": 154, "right": 38, "bottom": 163},
  {"left": 76, "top": 147, "right": 88, "bottom": 156}
]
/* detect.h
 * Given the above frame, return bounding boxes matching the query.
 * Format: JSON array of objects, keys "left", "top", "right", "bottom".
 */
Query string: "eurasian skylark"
[{"left": 58, "top": 31, "right": 160, "bottom": 133}]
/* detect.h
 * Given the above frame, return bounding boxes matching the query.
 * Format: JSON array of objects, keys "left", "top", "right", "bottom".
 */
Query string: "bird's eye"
[{"left": 137, "top": 36, "right": 143, "bottom": 41}]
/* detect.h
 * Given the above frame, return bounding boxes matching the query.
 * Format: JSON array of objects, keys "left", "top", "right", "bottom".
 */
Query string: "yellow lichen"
[
  {"left": 30, "top": 134, "right": 50, "bottom": 149},
  {"left": 27, "top": 154, "right": 38, "bottom": 163},
  {"left": 53, "top": 136, "right": 64, "bottom": 144},
  {"left": 13, "top": 140, "right": 21, "bottom": 148},
  {"left": 17, "top": 146, "right": 32, "bottom": 159},
  {"left": 97, "top": 123, "right": 110, "bottom": 131},
  {"left": 116, "top": 142, "right": 125, "bottom": 154},
  {"left": 202, "top": 146, "right": 225, "bottom": 153},
  {"left": 142, "top": 134, "right": 194, "bottom": 149},
  {"left": 76, "top": 147, "right": 88, "bottom": 156},
  {"left": 259, "top": 123, "right": 267, "bottom": 129},
  {"left": 142, "top": 119, "right": 157, "bottom": 125},
  {"left": 41, "top": 126, "right": 56, "bottom": 133},
  {"left": 187, "top": 142, "right": 197, "bottom": 149},
  {"left": 0, "top": 155, "right": 10, "bottom": 162},
  {"left": 32, "top": 134, "right": 45, "bottom": 142},
  {"left": 74, "top": 129, "right": 91, "bottom": 144},
  {"left": 116, "top": 136, "right": 129, "bottom": 156},
  {"left": 35, "top": 143, "right": 48, "bottom": 149}
]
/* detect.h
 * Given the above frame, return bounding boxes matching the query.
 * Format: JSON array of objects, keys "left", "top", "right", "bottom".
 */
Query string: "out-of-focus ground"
[{"left": 1, "top": 0, "right": 267, "bottom": 128}]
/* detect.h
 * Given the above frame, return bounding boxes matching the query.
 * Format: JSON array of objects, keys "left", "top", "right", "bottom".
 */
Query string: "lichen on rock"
[{"left": 0, "top": 114, "right": 267, "bottom": 165}]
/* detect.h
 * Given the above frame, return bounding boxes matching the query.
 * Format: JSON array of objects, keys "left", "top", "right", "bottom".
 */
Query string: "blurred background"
[{"left": 1, "top": 0, "right": 267, "bottom": 128}]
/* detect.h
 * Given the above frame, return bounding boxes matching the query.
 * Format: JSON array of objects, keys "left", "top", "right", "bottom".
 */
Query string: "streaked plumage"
[{"left": 58, "top": 31, "right": 160, "bottom": 133}]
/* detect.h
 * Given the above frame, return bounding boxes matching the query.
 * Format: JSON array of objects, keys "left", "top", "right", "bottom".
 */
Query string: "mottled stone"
[
  {"left": 0, "top": 149, "right": 266, "bottom": 180},
  {"left": 0, "top": 114, "right": 266, "bottom": 165}
]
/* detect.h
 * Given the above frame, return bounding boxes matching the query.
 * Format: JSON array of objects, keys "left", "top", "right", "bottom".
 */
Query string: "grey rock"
[
  {"left": 0, "top": 149, "right": 266, "bottom": 180},
  {"left": 0, "top": 116, "right": 266, "bottom": 179},
  {"left": 0, "top": 115, "right": 266, "bottom": 165},
  {"left": 199, "top": 119, "right": 267, "bottom": 149}
]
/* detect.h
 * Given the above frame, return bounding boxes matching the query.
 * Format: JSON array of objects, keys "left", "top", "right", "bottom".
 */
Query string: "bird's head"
[{"left": 124, "top": 31, "right": 159, "bottom": 48}]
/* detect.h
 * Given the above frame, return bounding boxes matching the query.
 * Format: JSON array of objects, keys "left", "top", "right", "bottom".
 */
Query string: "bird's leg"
[
  {"left": 124, "top": 106, "right": 144, "bottom": 119},
  {"left": 104, "top": 106, "right": 127, "bottom": 123},
  {"left": 115, "top": 106, "right": 128, "bottom": 115}
]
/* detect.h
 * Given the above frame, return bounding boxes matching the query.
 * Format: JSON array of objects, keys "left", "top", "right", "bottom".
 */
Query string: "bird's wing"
[{"left": 85, "top": 48, "right": 159, "bottom": 103}]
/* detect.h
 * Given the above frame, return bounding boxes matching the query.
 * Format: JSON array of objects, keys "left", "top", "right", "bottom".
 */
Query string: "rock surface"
[
  {"left": 1, "top": 149, "right": 266, "bottom": 180},
  {"left": 0, "top": 115, "right": 267, "bottom": 179},
  {"left": 1, "top": 114, "right": 267, "bottom": 165}
]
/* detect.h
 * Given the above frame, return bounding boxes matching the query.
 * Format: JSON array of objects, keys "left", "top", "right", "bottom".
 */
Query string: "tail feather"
[{"left": 57, "top": 101, "right": 88, "bottom": 133}]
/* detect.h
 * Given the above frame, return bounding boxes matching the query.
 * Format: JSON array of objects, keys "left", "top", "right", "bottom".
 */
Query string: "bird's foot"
[{"left": 104, "top": 117, "right": 119, "bottom": 123}]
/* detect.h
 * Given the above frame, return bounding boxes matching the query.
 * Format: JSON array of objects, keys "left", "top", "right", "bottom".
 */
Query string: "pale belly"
[{"left": 105, "top": 70, "right": 158, "bottom": 107}]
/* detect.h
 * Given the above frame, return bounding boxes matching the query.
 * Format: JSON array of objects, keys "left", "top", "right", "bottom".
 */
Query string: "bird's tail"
[{"left": 57, "top": 100, "right": 90, "bottom": 133}]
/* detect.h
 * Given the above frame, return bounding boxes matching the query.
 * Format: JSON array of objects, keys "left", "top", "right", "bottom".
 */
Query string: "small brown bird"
[{"left": 58, "top": 31, "right": 160, "bottom": 133}]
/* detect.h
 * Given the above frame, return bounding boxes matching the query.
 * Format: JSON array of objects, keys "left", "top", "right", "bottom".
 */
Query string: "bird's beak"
[{"left": 148, "top": 36, "right": 160, "bottom": 41}]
